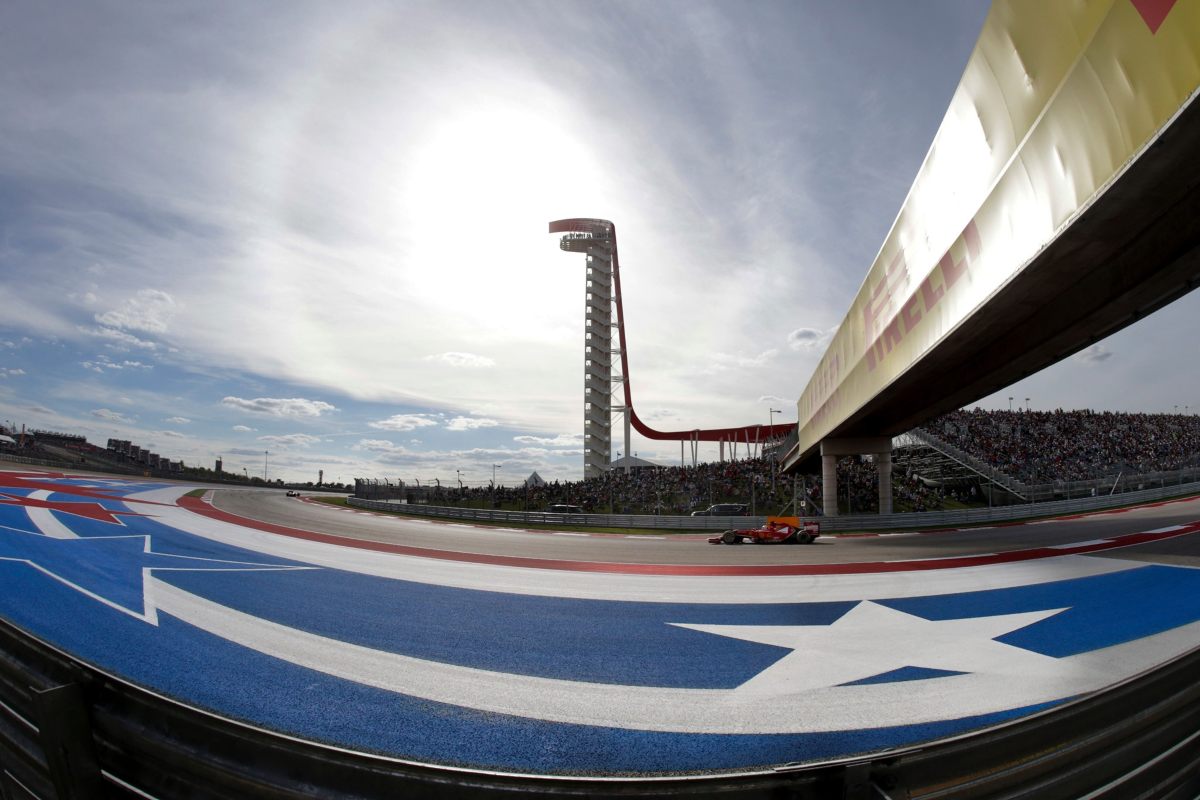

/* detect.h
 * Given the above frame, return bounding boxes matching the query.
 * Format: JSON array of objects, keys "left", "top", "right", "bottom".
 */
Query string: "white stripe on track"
[
  {"left": 149, "top": 576, "right": 1200, "bottom": 734},
  {"left": 124, "top": 487, "right": 1148, "bottom": 605},
  {"left": 24, "top": 490, "right": 79, "bottom": 539}
]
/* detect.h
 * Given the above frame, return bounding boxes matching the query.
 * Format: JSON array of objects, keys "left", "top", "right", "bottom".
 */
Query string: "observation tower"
[
  {"left": 550, "top": 219, "right": 629, "bottom": 478},
  {"left": 550, "top": 217, "right": 794, "bottom": 480}
]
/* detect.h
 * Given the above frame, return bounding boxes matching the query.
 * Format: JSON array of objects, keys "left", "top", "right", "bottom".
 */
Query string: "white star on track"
[{"left": 672, "top": 601, "right": 1072, "bottom": 695}]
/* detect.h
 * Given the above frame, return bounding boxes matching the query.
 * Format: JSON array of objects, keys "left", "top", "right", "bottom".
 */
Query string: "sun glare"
[{"left": 398, "top": 104, "right": 609, "bottom": 336}]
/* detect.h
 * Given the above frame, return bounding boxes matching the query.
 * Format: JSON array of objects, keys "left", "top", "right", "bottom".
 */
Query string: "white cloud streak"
[
  {"left": 424, "top": 352, "right": 496, "bottom": 368},
  {"left": 95, "top": 289, "right": 177, "bottom": 333},
  {"left": 258, "top": 433, "right": 322, "bottom": 448},
  {"left": 90, "top": 408, "right": 134, "bottom": 423},
  {"left": 222, "top": 397, "right": 336, "bottom": 418},
  {"left": 369, "top": 414, "right": 440, "bottom": 432},
  {"left": 446, "top": 416, "right": 499, "bottom": 432}
]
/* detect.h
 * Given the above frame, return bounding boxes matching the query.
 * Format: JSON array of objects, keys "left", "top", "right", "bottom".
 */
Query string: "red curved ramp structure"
[{"left": 550, "top": 218, "right": 795, "bottom": 477}]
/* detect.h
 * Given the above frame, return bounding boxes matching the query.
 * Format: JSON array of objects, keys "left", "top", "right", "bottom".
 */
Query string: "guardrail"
[
  {"left": 348, "top": 474, "right": 1200, "bottom": 532},
  {"left": 2, "top": 615, "right": 1198, "bottom": 798}
]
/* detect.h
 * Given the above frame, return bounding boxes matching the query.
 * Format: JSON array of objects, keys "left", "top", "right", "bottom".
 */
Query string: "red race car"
[{"left": 708, "top": 516, "right": 820, "bottom": 545}]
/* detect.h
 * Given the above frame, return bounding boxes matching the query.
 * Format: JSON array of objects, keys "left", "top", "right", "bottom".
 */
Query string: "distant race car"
[
  {"left": 286, "top": 490, "right": 301, "bottom": 497},
  {"left": 708, "top": 517, "right": 820, "bottom": 545}
]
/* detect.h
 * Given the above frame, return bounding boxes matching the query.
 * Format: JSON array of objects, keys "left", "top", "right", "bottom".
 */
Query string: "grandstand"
[{"left": 356, "top": 408, "right": 1200, "bottom": 517}]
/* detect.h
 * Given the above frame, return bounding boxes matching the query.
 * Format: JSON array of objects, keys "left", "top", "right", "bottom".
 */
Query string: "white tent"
[
  {"left": 524, "top": 471, "right": 546, "bottom": 487},
  {"left": 608, "top": 454, "right": 662, "bottom": 471}
]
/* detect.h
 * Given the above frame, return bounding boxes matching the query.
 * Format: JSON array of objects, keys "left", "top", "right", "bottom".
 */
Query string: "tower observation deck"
[{"left": 550, "top": 218, "right": 794, "bottom": 479}]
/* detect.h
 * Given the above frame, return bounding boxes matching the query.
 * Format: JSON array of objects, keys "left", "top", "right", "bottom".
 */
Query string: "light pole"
[
  {"left": 264, "top": 450, "right": 269, "bottom": 482},
  {"left": 1008, "top": 397, "right": 1013, "bottom": 412},
  {"left": 1025, "top": 397, "right": 1030, "bottom": 412},
  {"left": 491, "top": 464, "right": 501, "bottom": 508},
  {"left": 769, "top": 408, "right": 782, "bottom": 427}
]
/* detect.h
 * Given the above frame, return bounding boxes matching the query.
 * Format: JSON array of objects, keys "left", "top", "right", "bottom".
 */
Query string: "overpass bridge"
[
  {"left": 787, "top": 0, "right": 1200, "bottom": 513},
  {"left": 552, "top": 1, "right": 1199, "bottom": 514}
]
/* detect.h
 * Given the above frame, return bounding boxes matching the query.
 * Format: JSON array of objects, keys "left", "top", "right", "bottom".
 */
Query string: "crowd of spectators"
[
  {"left": 922, "top": 408, "right": 1200, "bottom": 484},
  {"left": 350, "top": 409, "right": 1200, "bottom": 516},
  {"left": 370, "top": 453, "right": 954, "bottom": 516},
  {"left": 395, "top": 456, "right": 801, "bottom": 515}
]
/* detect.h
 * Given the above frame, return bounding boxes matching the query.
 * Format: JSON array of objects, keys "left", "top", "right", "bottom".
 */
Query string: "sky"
[{"left": 2, "top": 1, "right": 1197, "bottom": 486}]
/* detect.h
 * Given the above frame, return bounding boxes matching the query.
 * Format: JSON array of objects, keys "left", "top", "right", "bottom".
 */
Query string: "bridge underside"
[{"left": 792, "top": 93, "right": 1200, "bottom": 472}]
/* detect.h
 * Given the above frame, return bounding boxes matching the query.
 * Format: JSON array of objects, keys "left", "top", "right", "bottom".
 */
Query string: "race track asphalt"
[
  {"left": 4, "top": 470, "right": 1200, "bottom": 778},
  {"left": 214, "top": 487, "right": 1200, "bottom": 568}
]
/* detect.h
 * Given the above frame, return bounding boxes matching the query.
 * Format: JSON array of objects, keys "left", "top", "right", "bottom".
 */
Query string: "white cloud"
[
  {"left": 353, "top": 438, "right": 412, "bottom": 455},
  {"left": 81, "top": 326, "right": 159, "bottom": 351},
  {"left": 424, "top": 352, "right": 496, "bottom": 368},
  {"left": 156, "top": 430, "right": 187, "bottom": 438},
  {"left": 165, "top": 416, "right": 191, "bottom": 424},
  {"left": 0, "top": 368, "right": 25, "bottom": 378},
  {"left": 90, "top": 408, "right": 134, "bottom": 423},
  {"left": 222, "top": 396, "right": 337, "bottom": 418},
  {"left": 513, "top": 433, "right": 582, "bottom": 447},
  {"left": 369, "top": 414, "right": 440, "bottom": 432},
  {"left": 787, "top": 327, "right": 834, "bottom": 351},
  {"left": 1075, "top": 345, "right": 1113, "bottom": 364},
  {"left": 708, "top": 350, "right": 778, "bottom": 371},
  {"left": 80, "top": 356, "right": 151, "bottom": 373},
  {"left": 758, "top": 395, "right": 790, "bottom": 405},
  {"left": 258, "top": 433, "right": 322, "bottom": 448},
  {"left": 95, "top": 289, "right": 177, "bottom": 333},
  {"left": 232, "top": 424, "right": 256, "bottom": 432},
  {"left": 446, "top": 416, "right": 499, "bottom": 431}
]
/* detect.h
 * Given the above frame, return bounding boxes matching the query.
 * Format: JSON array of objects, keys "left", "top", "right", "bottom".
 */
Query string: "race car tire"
[{"left": 721, "top": 530, "right": 738, "bottom": 545}]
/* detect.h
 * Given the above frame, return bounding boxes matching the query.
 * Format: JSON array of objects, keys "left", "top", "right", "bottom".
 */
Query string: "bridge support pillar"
[
  {"left": 878, "top": 450, "right": 893, "bottom": 515},
  {"left": 820, "top": 437, "right": 894, "bottom": 516},
  {"left": 822, "top": 454, "right": 838, "bottom": 517}
]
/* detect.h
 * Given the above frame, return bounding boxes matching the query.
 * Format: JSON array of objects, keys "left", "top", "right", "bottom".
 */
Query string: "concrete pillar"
[
  {"left": 821, "top": 437, "right": 893, "bottom": 517},
  {"left": 822, "top": 454, "right": 838, "bottom": 517},
  {"left": 877, "top": 449, "right": 893, "bottom": 515}
]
